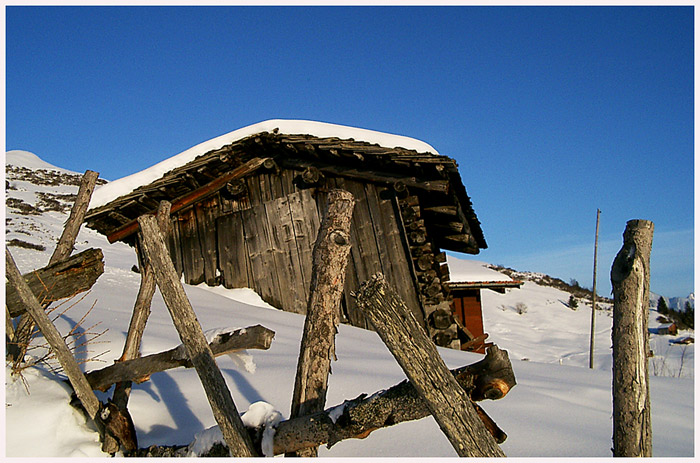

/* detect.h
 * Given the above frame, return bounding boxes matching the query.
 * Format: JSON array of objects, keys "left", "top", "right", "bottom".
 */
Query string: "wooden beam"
[
  {"left": 212, "top": 345, "right": 515, "bottom": 456},
  {"left": 106, "top": 157, "right": 269, "bottom": 243},
  {"left": 6, "top": 248, "right": 104, "bottom": 318},
  {"left": 435, "top": 234, "right": 480, "bottom": 254},
  {"left": 423, "top": 205, "right": 458, "bottom": 216},
  {"left": 86, "top": 325, "right": 275, "bottom": 391},
  {"left": 430, "top": 221, "right": 466, "bottom": 234},
  {"left": 279, "top": 158, "right": 450, "bottom": 193},
  {"left": 354, "top": 273, "right": 506, "bottom": 457}
]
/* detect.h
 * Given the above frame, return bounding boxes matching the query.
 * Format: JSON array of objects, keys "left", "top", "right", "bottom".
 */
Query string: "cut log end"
[{"left": 481, "top": 379, "right": 510, "bottom": 400}]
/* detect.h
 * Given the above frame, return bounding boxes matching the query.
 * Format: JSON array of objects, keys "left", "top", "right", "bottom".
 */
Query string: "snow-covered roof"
[
  {"left": 89, "top": 119, "right": 438, "bottom": 210},
  {"left": 446, "top": 257, "right": 514, "bottom": 283}
]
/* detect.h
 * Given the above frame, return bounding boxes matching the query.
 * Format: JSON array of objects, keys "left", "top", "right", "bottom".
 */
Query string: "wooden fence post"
[
  {"left": 288, "top": 189, "right": 355, "bottom": 457},
  {"left": 49, "top": 170, "right": 100, "bottom": 265},
  {"left": 121, "top": 200, "right": 172, "bottom": 363},
  {"left": 10, "top": 170, "right": 100, "bottom": 365},
  {"left": 611, "top": 219, "right": 654, "bottom": 457},
  {"left": 104, "top": 201, "right": 173, "bottom": 452},
  {"left": 136, "top": 214, "right": 257, "bottom": 457},
  {"left": 355, "top": 273, "right": 506, "bottom": 457}
]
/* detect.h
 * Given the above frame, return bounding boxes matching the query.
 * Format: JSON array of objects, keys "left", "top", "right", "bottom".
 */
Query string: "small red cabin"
[{"left": 448, "top": 276, "right": 522, "bottom": 353}]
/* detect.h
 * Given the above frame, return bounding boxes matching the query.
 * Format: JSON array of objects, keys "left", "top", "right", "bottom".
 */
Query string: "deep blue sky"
[{"left": 6, "top": 6, "right": 694, "bottom": 298}]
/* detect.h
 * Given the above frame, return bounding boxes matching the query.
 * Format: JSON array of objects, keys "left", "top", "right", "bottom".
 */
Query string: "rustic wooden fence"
[{"left": 6, "top": 181, "right": 515, "bottom": 457}]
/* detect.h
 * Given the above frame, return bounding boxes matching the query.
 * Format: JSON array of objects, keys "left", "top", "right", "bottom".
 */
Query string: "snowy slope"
[
  {"left": 5, "top": 151, "right": 694, "bottom": 457},
  {"left": 6, "top": 150, "right": 72, "bottom": 172}
]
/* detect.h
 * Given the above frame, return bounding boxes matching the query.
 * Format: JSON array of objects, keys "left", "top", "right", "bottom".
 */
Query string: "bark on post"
[
  {"left": 288, "top": 189, "right": 355, "bottom": 457},
  {"left": 354, "top": 273, "right": 506, "bottom": 457},
  {"left": 136, "top": 214, "right": 257, "bottom": 457},
  {"left": 611, "top": 219, "right": 654, "bottom": 457}
]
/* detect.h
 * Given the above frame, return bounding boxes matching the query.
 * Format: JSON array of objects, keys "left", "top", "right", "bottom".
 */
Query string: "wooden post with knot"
[
  {"left": 611, "top": 219, "right": 654, "bottom": 457},
  {"left": 288, "top": 189, "right": 355, "bottom": 457}
]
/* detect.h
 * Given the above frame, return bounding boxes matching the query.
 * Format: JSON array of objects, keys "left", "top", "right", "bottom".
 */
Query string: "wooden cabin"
[
  {"left": 85, "top": 121, "right": 488, "bottom": 349},
  {"left": 655, "top": 323, "right": 678, "bottom": 336},
  {"left": 447, "top": 280, "right": 523, "bottom": 353}
]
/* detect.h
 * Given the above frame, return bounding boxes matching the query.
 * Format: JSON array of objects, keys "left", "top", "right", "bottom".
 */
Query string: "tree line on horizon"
[{"left": 656, "top": 297, "right": 694, "bottom": 330}]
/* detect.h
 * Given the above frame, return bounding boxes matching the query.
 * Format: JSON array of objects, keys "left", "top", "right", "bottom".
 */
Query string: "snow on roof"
[
  {"left": 88, "top": 119, "right": 439, "bottom": 210},
  {"left": 446, "top": 256, "right": 513, "bottom": 283}
]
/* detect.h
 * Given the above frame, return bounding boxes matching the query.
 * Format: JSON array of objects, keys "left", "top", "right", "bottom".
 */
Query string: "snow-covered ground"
[{"left": 5, "top": 151, "right": 694, "bottom": 457}]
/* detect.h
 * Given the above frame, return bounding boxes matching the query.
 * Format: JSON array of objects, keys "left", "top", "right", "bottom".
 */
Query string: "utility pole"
[{"left": 589, "top": 209, "right": 601, "bottom": 369}]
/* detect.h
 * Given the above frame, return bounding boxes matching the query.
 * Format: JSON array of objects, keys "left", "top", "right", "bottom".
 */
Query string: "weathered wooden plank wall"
[
  {"left": 217, "top": 212, "right": 250, "bottom": 289},
  {"left": 178, "top": 207, "right": 205, "bottom": 285},
  {"left": 195, "top": 196, "right": 220, "bottom": 286},
  {"left": 216, "top": 189, "right": 321, "bottom": 313},
  {"left": 167, "top": 169, "right": 425, "bottom": 331},
  {"left": 329, "top": 177, "right": 424, "bottom": 329}
]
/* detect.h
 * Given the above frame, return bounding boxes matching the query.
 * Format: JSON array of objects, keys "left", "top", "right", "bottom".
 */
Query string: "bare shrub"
[
  {"left": 10, "top": 292, "right": 109, "bottom": 385},
  {"left": 515, "top": 302, "right": 528, "bottom": 315}
]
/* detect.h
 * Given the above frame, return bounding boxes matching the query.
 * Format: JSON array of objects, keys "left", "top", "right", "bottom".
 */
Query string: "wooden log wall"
[{"left": 396, "top": 193, "right": 460, "bottom": 348}]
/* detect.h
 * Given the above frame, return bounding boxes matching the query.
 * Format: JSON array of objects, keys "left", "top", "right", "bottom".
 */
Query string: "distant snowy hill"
[
  {"left": 4, "top": 151, "right": 694, "bottom": 457},
  {"left": 651, "top": 292, "right": 695, "bottom": 312},
  {"left": 6, "top": 149, "right": 73, "bottom": 172}
]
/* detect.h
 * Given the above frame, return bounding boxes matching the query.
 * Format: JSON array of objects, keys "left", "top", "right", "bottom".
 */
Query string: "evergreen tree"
[
  {"left": 657, "top": 296, "right": 669, "bottom": 314},
  {"left": 682, "top": 301, "right": 694, "bottom": 329},
  {"left": 568, "top": 295, "right": 578, "bottom": 310}
]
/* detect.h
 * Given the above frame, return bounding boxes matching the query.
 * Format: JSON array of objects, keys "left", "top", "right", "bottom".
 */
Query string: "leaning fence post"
[
  {"left": 136, "top": 214, "right": 257, "bottom": 457},
  {"left": 288, "top": 189, "right": 355, "bottom": 457},
  {"left": 611, "top": 219, "right": 654, "bottom": 457},
  {"left": 104, "top": 201, "right": 173, "bottom": 454},
  {"left": 49, "top": 170, "right": 100, "bottom": 265},
  {"left": 354, "top": 273, "right": 506, "bottom": 457},
  {"left": 6, "top": 248, "right": 101, "bottom": 416},
  {"left": 11, "top": 170, "right": 100, "bottom": 362},
  {"left": 6, "top": 248, "right": 137, "bottom": 453}
]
